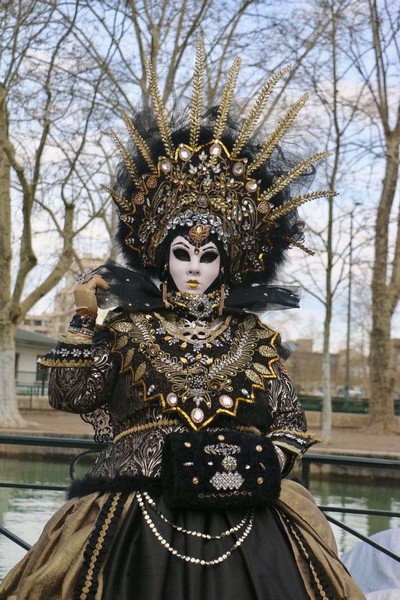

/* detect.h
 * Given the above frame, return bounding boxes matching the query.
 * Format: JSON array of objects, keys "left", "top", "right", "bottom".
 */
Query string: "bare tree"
[
  {"left": 274, "top": 0, "right": 368, "bottom": 442},
  {"left": 4, "top": 0, "right": 382, "bottom": 432},
  {"left": 0, "top": 1, "right": 112, "bottom": 427},
  {"left": 346, "top": 0, "right": 400, "bottom": 431}
]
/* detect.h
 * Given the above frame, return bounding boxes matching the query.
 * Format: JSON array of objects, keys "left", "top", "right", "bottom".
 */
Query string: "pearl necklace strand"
[
  {"left": 136, "top": 492, "right": 255, "bottom": 566},
  {"left": 141, "top": 491, "right": 251, "bottom": 539}
]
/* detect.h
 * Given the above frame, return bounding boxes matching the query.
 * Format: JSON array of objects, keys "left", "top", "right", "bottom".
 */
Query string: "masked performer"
[{"left": 0, "top": 43, "right": 365, "bottom": 600}]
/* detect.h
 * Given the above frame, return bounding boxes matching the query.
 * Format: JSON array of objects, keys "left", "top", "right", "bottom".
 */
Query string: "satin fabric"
[
  {"left": 0, "top": 493, "right": 133, "bottom": 600},
  {"left": 0, "top": 481, "right": 366, "bottom": 600},
  {"left": 103, "top": 496, "right": 309, "bottom": 600}
]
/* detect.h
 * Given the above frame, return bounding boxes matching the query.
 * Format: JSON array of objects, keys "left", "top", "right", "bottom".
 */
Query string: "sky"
[{"left": 6, "top": 0, "right": 399, "bottom": 357}]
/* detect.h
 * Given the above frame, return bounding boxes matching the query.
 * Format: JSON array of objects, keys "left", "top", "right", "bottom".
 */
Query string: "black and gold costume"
[
  {"left": 0, "top": 44, "right": 366, "bottom": 600},
  {"left": 0, "top": 307, "right": 365, "bottom": 599}
]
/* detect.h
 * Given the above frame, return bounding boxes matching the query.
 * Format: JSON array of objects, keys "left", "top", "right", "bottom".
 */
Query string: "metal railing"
[
  {"left": 298, "top": 395, "right": 400, "bottom": 415},
  {"left": 16, "top": 371, "right": 49, "bottom": 398},
  {"left": 0, "top": 434, "right": 399, "bottom": 564},
  {"left": 300, "top": 453, "right": 400, "bottom": 563}
]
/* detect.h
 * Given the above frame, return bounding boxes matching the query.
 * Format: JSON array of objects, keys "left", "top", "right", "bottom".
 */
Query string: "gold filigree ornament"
[
  {"left": 102, "top": 38, "right": 337, "bottom": 280},
  {"left": 109, "top": 312, "right": 279, "bottom": 430}
]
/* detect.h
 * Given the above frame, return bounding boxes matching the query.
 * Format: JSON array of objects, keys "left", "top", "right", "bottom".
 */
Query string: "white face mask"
[{"left": 168, "top": 236, "right": 221, "bottom": 295}]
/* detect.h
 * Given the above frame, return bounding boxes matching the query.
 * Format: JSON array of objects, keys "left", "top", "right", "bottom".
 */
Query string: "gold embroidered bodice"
[{"left": 107, "top": 311, "right": 279, "bottom": 430}]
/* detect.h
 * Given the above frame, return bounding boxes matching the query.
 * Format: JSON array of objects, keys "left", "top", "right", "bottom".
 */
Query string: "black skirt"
[{"left": 102, "top": 495, "right": 310, "bottom": 600}]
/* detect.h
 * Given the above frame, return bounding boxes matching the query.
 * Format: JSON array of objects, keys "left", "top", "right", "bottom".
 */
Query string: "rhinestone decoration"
[
  {"left": 146, "top": 175, "right": 158, "bottom": 188},
  {"left": 241, "top": 389, "right": 250, "bottom": 397},
  {"left": 233, "top": 162, "right": 244, "bottom": 175},
  {"left": 221, "top": 455, "right": 237, "bottom": 471},
  {"left": 133, "top": 192, "right": 145, "bottom": 205},
  {"left": 210, "top": 142, "right": 222, "bottom": 156},
  {"left": 186, "top": 295, "right": 214, "bottom": 319},
  {"left": 167, "top": 392, "right": 178, "bottom": 406},
  {"left": 147, "top": 384, "right": 156, "bottom": 394},
  {"left": 197, "top": 194, "right": 209, "bottom": 208},
  {"left": 204, "top": 443, "right": 241, "bottom": 455},
  {"left": 191, "top": 407, "right": 204, "bottom": 423},
  {"left": 161, "top": 159, "right": 172, "bottom": 172},
  {"left": 246, "top": 180, "right": 258, "bottom": 193},
  {"left": 179, "top": 146, "right": 192, "bottom": 161},
  {"left": 219, "top": 394, "right": 234, "bottom": 409},
  {"left": 210, "top": 470, "right": 244, "bottom": 491}
]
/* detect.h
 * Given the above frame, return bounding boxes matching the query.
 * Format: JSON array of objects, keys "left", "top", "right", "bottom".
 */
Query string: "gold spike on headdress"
[
  {"left": 100, "top": 184, "right": 133, "bottom": 213},
  {"left": 109, "top": 130, "right": 142, "bottom": 188},
  {"left": 120, "top": 111, "right": 157, "bottom": 173},
  {"left": 213, "top": 57, "right": 241, "bottom": 140},
  {"left": 261, "top": 190, "right": 337, "bottom": 219},
  {"left": 257, "top": 151, "right": 330, "bottom": 207},
  {"left": 190, "top": 38, "right": 206, "bottom": 148},
  {"left": 232, "top": 65, "right": 291, "bottom": 155},
  {"left": 284, "top": 238, "right": 316, "bottom": 256},
  {"left": 146, "top": 60, "right": 174, "bottom": 158},
  {"left": 248, "top": 92, "right": 310, "bottom": 174}
]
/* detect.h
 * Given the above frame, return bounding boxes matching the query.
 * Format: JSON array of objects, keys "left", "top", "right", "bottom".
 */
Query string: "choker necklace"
[{"left": 167, "top": 289, "right": 228, "bottom": 320}]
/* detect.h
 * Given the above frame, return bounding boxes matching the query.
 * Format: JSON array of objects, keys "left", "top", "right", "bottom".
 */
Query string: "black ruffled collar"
[{"left": 95, "top": 260, "right": 300, "bottom": 316}]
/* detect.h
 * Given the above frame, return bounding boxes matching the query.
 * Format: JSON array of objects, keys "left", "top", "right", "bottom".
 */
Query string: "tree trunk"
[
  {"left": 0, "top": 323, "right": 26, "bottom": 427},
  {"left": 0, "top": 84, "right": 25, "bottom": 427},
  {"left": 321, "top": 298, "right": 332, "bottom": 442},
  {"left": 368, "top": 303, "right": 395, "bottom": 431},
  {"left": 368, "top": 133, "right": 399, "bottom": 432}
]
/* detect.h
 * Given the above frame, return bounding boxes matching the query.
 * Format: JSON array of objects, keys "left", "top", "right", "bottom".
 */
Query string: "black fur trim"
[{"left": 67, "top": 474, "right": 162, "bottom": 500}]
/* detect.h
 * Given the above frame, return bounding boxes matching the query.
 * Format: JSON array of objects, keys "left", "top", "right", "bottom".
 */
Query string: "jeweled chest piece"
[
  {"left": 186, "top": 295, "right": 214, "bottom": 319},
  {"left": 167, "top": 289, "right": 224, "bottom": 321}
]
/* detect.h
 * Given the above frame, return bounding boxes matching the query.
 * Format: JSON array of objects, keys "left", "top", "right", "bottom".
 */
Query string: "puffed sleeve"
[
  {"left": 38, "top": 328, "right": 120, "bottom": 415},
  {"left": 265, "top": 360, "right": 318, "bottom": 475}
]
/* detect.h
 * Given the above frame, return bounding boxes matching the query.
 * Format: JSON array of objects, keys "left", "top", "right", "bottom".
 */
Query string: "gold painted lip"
[{"left": 187, "top": 280, "right": 199, "bottom": 289}]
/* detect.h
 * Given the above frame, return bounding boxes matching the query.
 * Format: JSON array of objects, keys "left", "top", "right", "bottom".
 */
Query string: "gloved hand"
[{"left": 74, "top": 276, "right": 110, "bottom": 316}]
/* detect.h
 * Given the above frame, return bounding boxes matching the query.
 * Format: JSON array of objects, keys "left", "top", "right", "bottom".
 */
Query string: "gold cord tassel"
[
  {"left": 219, "top": 284, "right": 225, "bottom": 316},
  {"left": 162, "top": 281, "right": 171, "bottom": 308}
]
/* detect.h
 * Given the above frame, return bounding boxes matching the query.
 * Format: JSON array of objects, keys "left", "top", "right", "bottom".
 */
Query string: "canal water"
[{"left": 0, "top": 455, "right": 399, "bottom": 578}]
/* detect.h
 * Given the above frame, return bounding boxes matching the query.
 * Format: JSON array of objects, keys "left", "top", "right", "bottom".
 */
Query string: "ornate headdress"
[{"left": 102, "top": 40, "right": 335, "bottom": 285}]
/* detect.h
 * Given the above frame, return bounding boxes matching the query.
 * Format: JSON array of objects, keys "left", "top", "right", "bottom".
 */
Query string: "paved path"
[{"left": 1, "top": 410, "right": 399, "bottom": 459}]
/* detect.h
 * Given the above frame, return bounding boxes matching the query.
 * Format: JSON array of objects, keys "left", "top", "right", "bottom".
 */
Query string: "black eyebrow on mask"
[
  {"left": 171, "top": 241, "right": 219, "bottom": 252},
  {"left": 201, "top": 245, "right": 219, "bottom": 253},
  {"left": 171, "top": 241, "right": 191, "bottom": 249}
]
